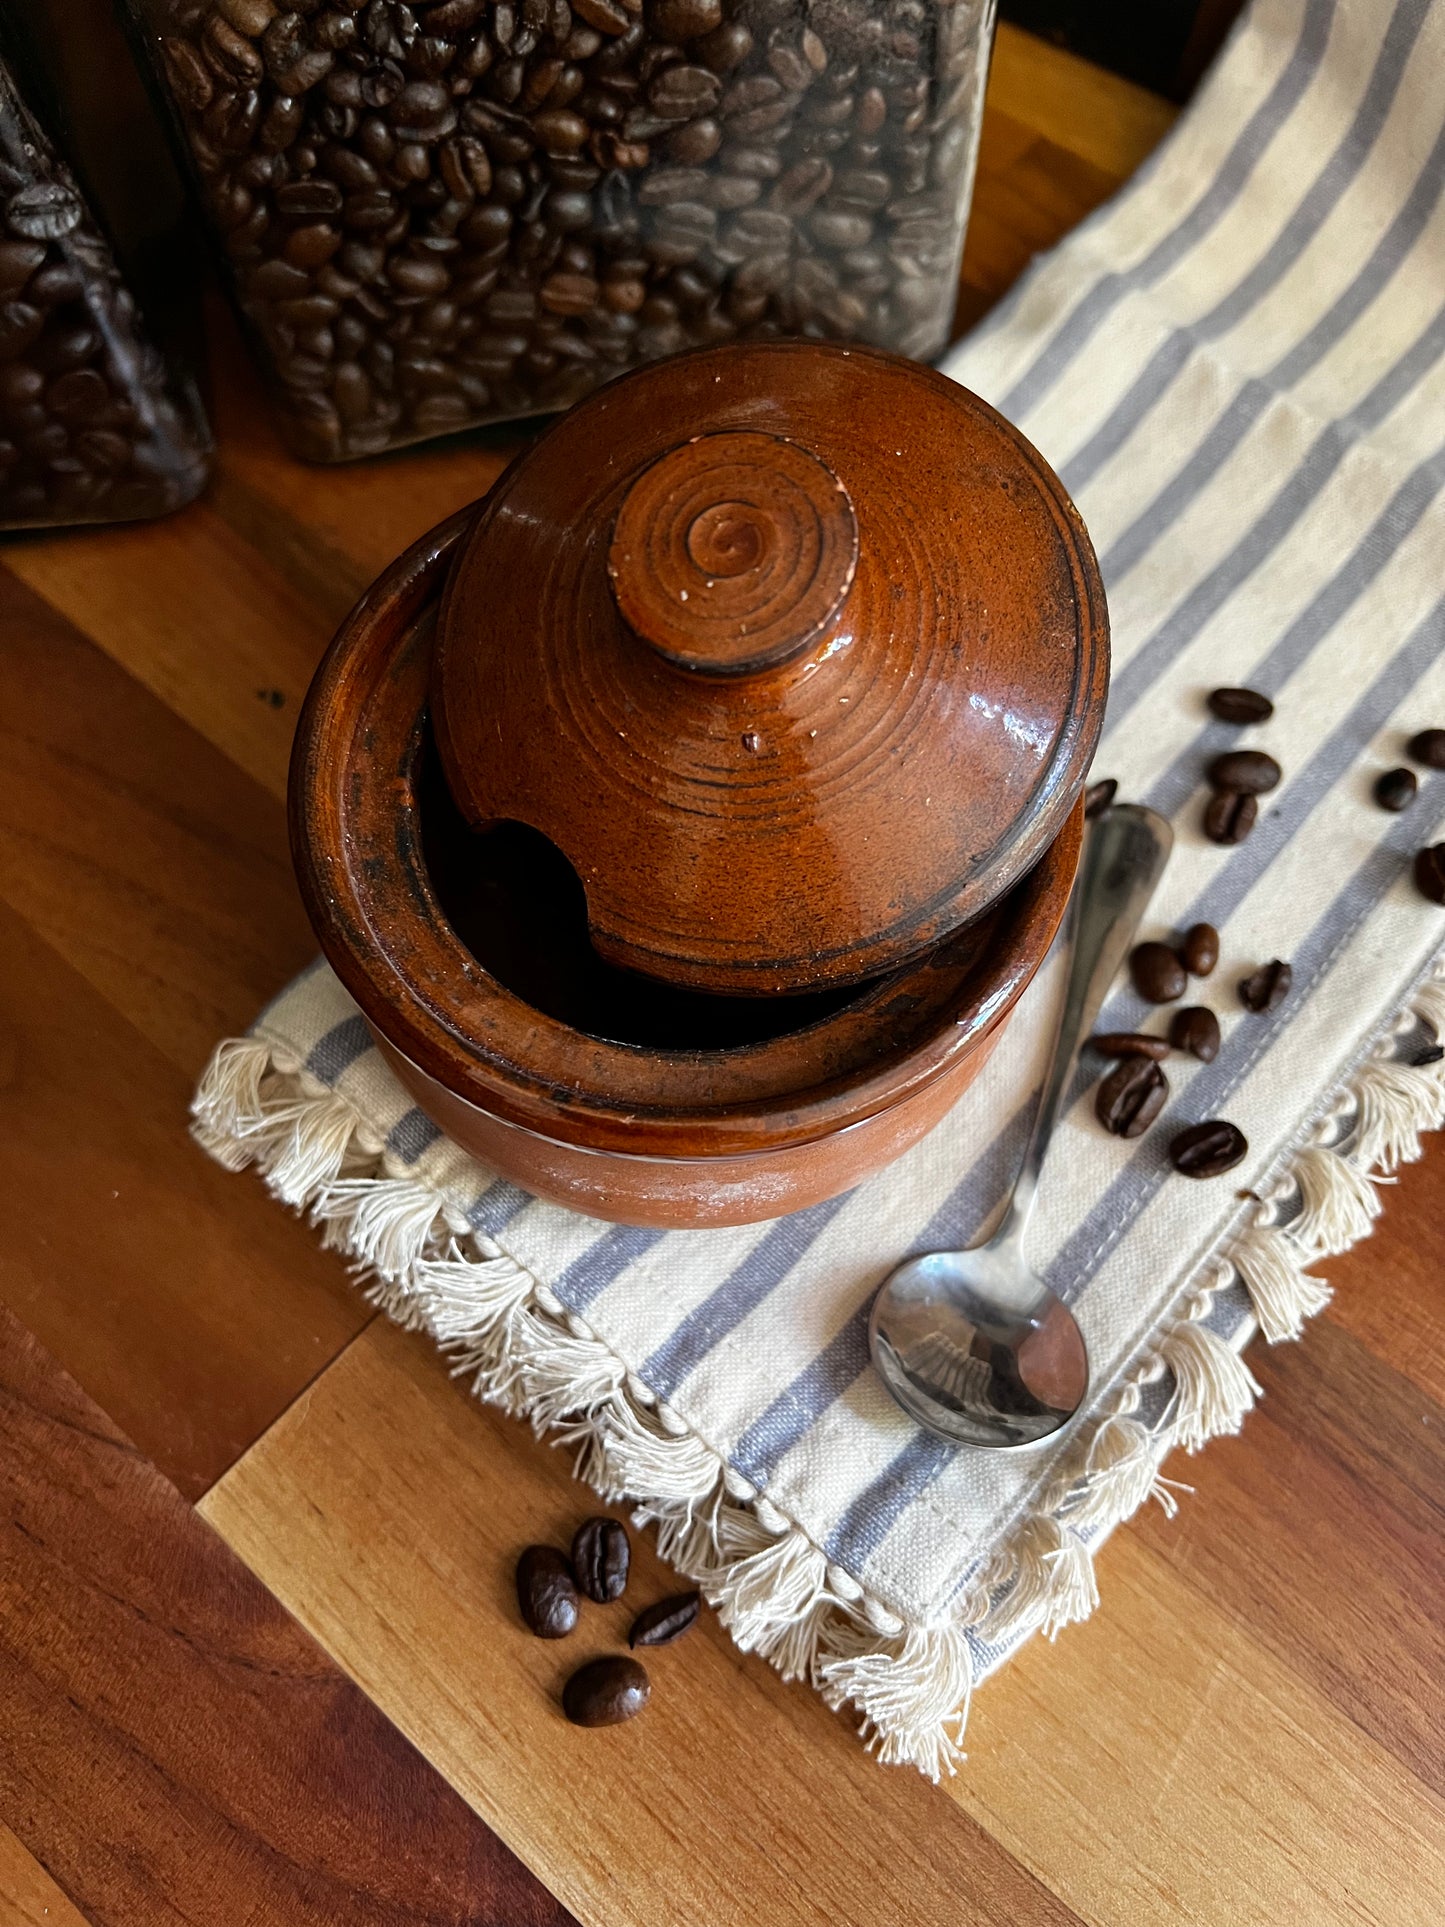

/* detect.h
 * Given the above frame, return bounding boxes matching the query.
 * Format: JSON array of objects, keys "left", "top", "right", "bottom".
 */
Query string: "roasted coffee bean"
[
  {"left": 1203, "top": 788, "right": 1257, "bottom": 845},
  {"left": 1083, "top": 776, "right": 1117, "bottom": 819},
  {"left": 628, "top": 1589, "right": 702, "bottom": 1647},
  {"left": 1088, "top": 1032, "right": 1170, "bottom": 1061},
  {"left": 1238, "top": 958, "right": 1292, "bottom": 1013},
  {"left": 515, "top": 1544, "right": 580, "bottom": 1638},
  {"left": 1095, "top": 1057, "right": 1169, "bottom": 1139},
  {"left": 1207, "top": 686, "right": 1274, "bottom": 724},
  {"left": 1374, "top": 766, "right": 1417, "bottom": 812},
  {"left": 1169, "top": 1119, "right": 1248, "bottom": 1179},
  {"left": 1129, "top": 941, "right": 1187, "bottom": 1005},
  {"left": 1179, "top": 921, "right": 1219, "bottom": 977},
  {"left": 1415, "top": 843, "right": 1445, "bottom": 905},
  {"left": 572, "top": 1515, "right": 630, "bottom": 1601},
  {"left": 563, "top": 1654, "right": 651, "bottom": 1726},
  {"left": 1169, "top": 1006, "right": 1221, "bottom": 1063},
  {"left": 1208, "top": 749, "right": 1281, "bottom": 795},
  {"left": 1406, "top": 727, "right": 1445, "bottom": 769},
  {"left": 651, "top": 0, "right": 724, "bottom": 40}
]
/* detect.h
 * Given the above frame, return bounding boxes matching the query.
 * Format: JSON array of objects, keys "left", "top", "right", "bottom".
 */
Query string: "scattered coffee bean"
[
  {"left": 1179, "top": 921, "right": 1219, "bottom": 977},
  {"left": 143, "top": 0, "right": 988, "bottom": 458},
  {"left": 1207, "top": 686, "right": 1274, "bottom": 724},
  {"left": 1168, "top": 1005, "right": 1220, "bottom": 1063},
  {"left": 1129, "top": 940, "right": 1187, "bottom": 1004},
  {"left": 1373, "top": 767, "right": 1417, "bottom": 812},
  {"left": 1207, "top": 749, "right": 1281, "bottom": 795},
  {"left": 1088, "top": 1031, "right": 1170, "bottom": 1061},
  {"left": 628, "top": 1590, "right": 702, "bottom": 1647},
  {"left": 1415, "top": 843, "right": 1445, "bottom": 905},
  {"left": 1238, "top": 958, "right": 1292, "bottom": 1013},
  {"left": 515, "top": 1544, "right": 580, "bottom": 1639},
  {"left": 1406, "top": 727, "right": 1445, "bottom": 769},
  {"left": 1411, "top": 1042, "right": 1443, "bottom": 1066},
  {"left": 1169, "top": 1119, "right": 1248, "bottom": 1178},
  {"left": 572, "top": 1515, "right": 630, "bottom": 1602},
  {"left": 1203, "top": 789, "right": 1257, "bottom": 845},
  {"left": 1095, "top": 1057, "right": 1169, "bottom": 1138},
  {"left": 563, "top": 1654, "right": 651, "bottom": 1726},
  {"left": 1084, "top": 776, "right": 1117, "bottom": 819}
]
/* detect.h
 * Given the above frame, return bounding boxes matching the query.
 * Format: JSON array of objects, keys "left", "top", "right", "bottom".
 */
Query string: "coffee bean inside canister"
[{"left": 145, "top": 0, "right": 993, "bottom": 459}]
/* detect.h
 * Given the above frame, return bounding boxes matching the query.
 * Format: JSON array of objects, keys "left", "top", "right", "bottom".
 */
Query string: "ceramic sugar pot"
[{"left": 291, "top": 340, "right": 1108, "bottom": 1228}]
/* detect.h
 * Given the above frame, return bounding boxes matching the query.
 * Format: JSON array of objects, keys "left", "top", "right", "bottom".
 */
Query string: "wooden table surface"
[{"left": 2, "top": 25, "right": 1442, "bottom": 1927}]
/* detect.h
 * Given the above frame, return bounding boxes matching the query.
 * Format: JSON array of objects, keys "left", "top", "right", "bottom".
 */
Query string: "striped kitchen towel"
[{"left": 195, "top": 0, "right": 1445, "bottom": 1778}]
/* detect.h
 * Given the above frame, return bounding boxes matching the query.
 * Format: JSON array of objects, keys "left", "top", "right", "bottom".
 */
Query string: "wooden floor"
[{"left": 1, "top": 24, "right": 1441, "bottom": 1927}]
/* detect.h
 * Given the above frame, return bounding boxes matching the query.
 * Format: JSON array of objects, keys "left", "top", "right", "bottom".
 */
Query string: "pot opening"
[{"left": 415, "top": 727, "right": 877, "bottom": 1051}]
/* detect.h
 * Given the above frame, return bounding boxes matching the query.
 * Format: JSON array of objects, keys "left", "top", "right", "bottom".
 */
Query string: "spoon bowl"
[{"left": 868, "top": 803, "right": 1173, "bottom": 1449}]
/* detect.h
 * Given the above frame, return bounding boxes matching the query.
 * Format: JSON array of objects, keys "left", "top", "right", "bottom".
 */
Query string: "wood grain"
[
  {"left": 201, "top": 1314, "right": 1083, "bottom": 1927},
  {"left": 0, "top": 1824, "right": 89, "bottom": 1927},
  {"left": 1133, "top": 1314, "right": 1445, "bottom": 1796},
  {"left": 201, "top": 1307, "right": 1444, "bottom": 1927},
  {"left": 0, "top": 564, "right": 315, "bottom": 1073},
  {"left": 1323, "top": 1139, "right": 1445, "bottom": 1408},
  {"left": 0, "top": 1305, "right": 575, "bottom": 1927},
  {"left": 955, "top": 1529, "right": 1445, "bottom": 1927},
  {"left": 0, "top": 898, "right": 367, "bottom": 1497}
]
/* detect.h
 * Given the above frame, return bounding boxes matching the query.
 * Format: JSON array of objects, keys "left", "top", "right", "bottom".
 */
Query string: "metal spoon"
[{"left": 868, "top": 802, "right": 1173, "bottom": 1449}]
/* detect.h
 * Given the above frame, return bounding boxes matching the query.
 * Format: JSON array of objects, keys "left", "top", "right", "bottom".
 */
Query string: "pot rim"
[{"left": 290, "top": 509, "right": 1084, "bottom": 1161}]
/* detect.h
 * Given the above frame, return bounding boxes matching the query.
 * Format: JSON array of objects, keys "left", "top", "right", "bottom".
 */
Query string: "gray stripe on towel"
[
  {"left": 999, "top": 0, "right": 1337, "bottom": 421},
  {"left": 306, "top": 1015, "right": 372, "bottom": 1085},
  {"left": 1060, "top": 0, "right": 1430, "bottom": 495}
]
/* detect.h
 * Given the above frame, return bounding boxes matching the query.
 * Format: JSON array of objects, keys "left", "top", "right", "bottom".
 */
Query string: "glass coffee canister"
[
  {"left": 0, "top": 6, "right": 211, "bottom": 528},
  {"left": 124, "top": 0, "right": 998, "bottom": 460}
]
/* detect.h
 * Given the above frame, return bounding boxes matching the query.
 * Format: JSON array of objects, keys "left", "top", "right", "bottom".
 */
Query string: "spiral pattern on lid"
[{"left": 607, "top": 430, "right": 859, "bottom": 675}]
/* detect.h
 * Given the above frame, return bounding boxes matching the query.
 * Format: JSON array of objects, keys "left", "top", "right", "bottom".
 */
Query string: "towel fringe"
[
  {"left": 1055, "top": 1413, "right": 1188, "bottom": 1534},
  {"left": 1350, "top": 1056, "right": 1445, "bottom": 1171},
  {"left": 1229, "top": 1225, "right": 1333, "bottom": 1343},
  {"left": 1288, "top": 1144, "right": 1382, "bottom": 1256},
  {"left": 190, "top": 954, "right": 1444, "bottom": 1780},
  {"left": 817, "top": 1621, "right": 974, "bottom": 1780}
]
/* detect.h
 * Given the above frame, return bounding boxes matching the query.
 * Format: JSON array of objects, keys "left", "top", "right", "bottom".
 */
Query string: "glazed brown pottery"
[
  {"left": 290, "top": 341, "right": 1106, "bottom": 1228},
  {"left": 433, "top": 340, "right": 1107, "bottom": 994}
]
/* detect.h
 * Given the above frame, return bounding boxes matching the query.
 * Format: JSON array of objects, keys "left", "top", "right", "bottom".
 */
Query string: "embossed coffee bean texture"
[{"left": 144, "top": 0, "right": 990, "bottom": 457}]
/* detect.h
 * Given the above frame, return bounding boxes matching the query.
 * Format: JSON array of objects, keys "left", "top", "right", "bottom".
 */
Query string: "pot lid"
[{"left": 432, "top": 340, "right": 1107, "bottom": 997}]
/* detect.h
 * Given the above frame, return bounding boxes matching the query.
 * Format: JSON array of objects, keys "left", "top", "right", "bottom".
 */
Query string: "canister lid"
[{"left": 432, "top": 340, "right": 1107, "bottom": 996}]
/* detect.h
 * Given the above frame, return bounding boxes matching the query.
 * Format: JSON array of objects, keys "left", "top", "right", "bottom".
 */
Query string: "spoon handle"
[{"left": 1000, "top": 803, "right": 1173, "bottom": 1244}]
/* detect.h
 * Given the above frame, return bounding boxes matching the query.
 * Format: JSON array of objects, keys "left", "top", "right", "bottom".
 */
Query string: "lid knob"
[{"left": 607, "top": 430, "right": 859, "bottom": 676}]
